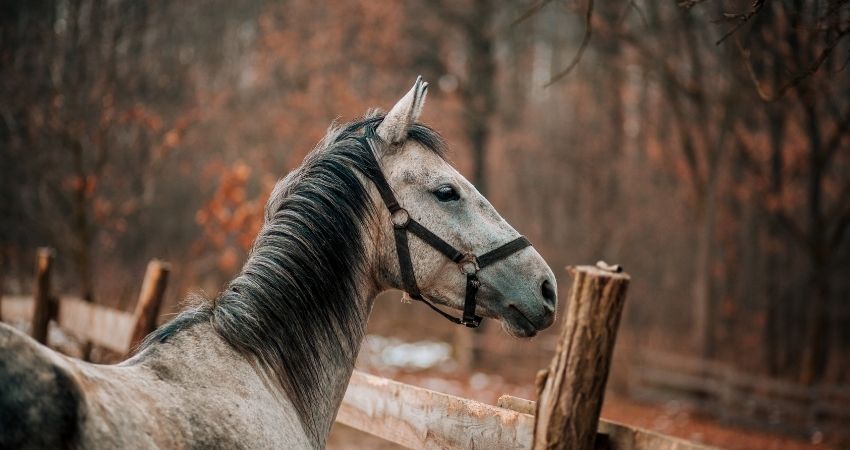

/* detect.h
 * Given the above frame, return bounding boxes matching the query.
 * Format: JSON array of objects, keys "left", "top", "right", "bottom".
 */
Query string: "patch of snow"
[
  {"left": 469, "top": 372, "right": 490, "bottom": 390},
  {"left": 357, "top": 334, "right": 454, "bottom": 371}
]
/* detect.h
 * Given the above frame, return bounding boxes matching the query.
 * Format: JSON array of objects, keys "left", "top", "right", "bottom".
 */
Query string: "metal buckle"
[
  {"left": 458, "top": 254, "right": 479, "bottom": 275},
  {"left": 461, "top": 316, "right": 481, "bottom": 328},
  {"left": 391, "top": 208, "right": 410, "bottom": 229}
]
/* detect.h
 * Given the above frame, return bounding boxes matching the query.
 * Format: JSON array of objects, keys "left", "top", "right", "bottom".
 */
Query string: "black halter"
[{"left": 361, "top": 128, "right": 532, "bottom": 328}]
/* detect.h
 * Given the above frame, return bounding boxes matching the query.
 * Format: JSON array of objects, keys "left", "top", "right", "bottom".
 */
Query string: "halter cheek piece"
[{"left": 361, "top": 128, "right": 532, "bottom": 328}]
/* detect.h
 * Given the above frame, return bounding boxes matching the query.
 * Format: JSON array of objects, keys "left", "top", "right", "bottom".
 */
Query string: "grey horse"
[{"left": 0, "top": 78, "right": 557, "bottom": 449}]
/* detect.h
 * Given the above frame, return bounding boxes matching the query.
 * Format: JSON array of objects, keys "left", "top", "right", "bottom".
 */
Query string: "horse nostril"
[{"left": 541, "top": 279, "right": 556, "bottom": 306}]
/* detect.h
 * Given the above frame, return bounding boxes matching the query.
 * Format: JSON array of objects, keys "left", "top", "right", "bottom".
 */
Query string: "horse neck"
[
  {"left": 137, "top": 256, "right": 379, "bottom": 448},
  {"left": 134, "top": 142, "right": 391, "bottom": 446},
  {"left": 298, "top": 266, "right": 378, "bottom": 445},
  {"left": 210, "top": 195, "right": 384, "bottom": 446}
]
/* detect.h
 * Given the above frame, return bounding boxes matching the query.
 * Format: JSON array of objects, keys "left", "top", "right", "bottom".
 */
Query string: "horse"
[{"left": 0, "top": 77, "right": 557, "bottom": 449}]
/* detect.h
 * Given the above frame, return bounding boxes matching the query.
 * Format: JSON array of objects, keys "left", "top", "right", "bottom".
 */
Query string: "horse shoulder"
[
  {"left": 152, "top": 329, "right": 315, "bottom": 448},
  {"left": 0, "top": 322, "right": 84, "bottom": 450},
  {"left": 102, "top": 324, "right": 314, "bottom": 449},
  {"left": 1, "top": 320, "right": 314, "bottom": 449}
]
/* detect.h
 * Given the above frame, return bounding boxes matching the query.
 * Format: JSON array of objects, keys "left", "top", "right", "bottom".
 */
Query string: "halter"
[{"left": 361, "top": 127, "right": 532, "bottom": 328}]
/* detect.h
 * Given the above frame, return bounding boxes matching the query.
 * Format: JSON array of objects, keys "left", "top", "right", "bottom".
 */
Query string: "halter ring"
[
  {"left": 459, "top": 254, "right": 479, "bottom": 275},
  {"left": 391, "top": 208, "right": 411, "bottom": 229}
]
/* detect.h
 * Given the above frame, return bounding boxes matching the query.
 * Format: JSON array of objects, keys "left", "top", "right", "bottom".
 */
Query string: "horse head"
[{"left": 369, "top": 77, "right": 557, "bottom": 337}]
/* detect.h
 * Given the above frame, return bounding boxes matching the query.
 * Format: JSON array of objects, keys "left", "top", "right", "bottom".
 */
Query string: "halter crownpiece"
[{"left": 361, "top": 126, "right": 532, "bottom": 328}]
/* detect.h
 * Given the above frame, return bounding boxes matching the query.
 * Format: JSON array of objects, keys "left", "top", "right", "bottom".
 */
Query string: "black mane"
[{"left": 140, "top": 112, "right": 445, "bottom": 443}]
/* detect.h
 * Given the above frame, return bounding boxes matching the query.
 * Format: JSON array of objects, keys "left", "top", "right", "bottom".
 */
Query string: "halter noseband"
[{"left": 361, "top": 128, "right": 532, "bottom": 328}]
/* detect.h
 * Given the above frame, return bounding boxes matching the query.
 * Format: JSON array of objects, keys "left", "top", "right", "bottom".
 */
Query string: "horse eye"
[{"left": 433, "top": 185, "right": 460, "bottom": 202}]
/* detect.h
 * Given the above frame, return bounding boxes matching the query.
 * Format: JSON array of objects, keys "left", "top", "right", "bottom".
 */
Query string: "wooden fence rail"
[
  {"left": 338, "top": 370, "right": 534, "bottom": 449},
  {"left": 2, "top": 295, "right": 136, "bottom": 353},
  {"left": 630, "top": 350, "right": 850, "bottom": 439},
  {"left": 337, "top": 370, "right": 715, "bottom": 450},
  {"left": 1, "top": 250, "right": 169, "bottom": 355}
]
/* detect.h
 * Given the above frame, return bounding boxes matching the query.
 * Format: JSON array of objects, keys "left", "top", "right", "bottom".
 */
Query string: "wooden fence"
[
  {"left": 630, "top": 349, "right": 850, "bottom": 439},
  {"left": 1, "top": 250, "right": 715, "bottom": 449},
  {"left": 2, "top": 295, "right": 135, "bottom": 352},
  {"left": 1, "top": 248, "right": 170, "bottom": 356},
  {"left": 337, "top": 370, "right": 713, "bottom": 450}
]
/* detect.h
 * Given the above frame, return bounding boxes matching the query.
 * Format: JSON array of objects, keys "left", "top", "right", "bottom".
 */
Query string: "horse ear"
[{"left": 376, "top": 76, "right": 428, "bottom": 145}]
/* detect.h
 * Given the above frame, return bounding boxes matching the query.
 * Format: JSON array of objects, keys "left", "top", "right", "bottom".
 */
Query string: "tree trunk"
[
  {"left": 454, "top": 0, "right": 496, "bottom": 371},
  {"left": 71, "top": 139, "right": 95, "bottom": 303},
  {"left": 463, "top": 0, "right": 496, "bottom": 197},
  {"left": 71, "top": 139, "right": 96, "bottom": 361},
  {"left": 692, "top": 173, "right": 718, "bottom": 358},
  {"left": 764, "top": 105, "right": 786, "bottom": 376},
  {"left": 800, "top": 100, "right": 829, "bottom": 385}
]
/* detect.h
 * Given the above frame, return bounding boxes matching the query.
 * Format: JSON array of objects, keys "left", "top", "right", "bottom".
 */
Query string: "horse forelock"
[{"left": 139, "top": 112, "right": 445, "bottom": 445}]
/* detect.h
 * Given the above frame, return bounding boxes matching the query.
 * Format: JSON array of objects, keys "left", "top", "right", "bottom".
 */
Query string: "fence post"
[
  {"left": 533, "top": 264, "right": 630, "bottom": 450},
  {"left": 127, "top": 260, "right": 170, "bottom": 353},
  {"left": 31, "top": 247, "right": 56, "bottom": 344}
]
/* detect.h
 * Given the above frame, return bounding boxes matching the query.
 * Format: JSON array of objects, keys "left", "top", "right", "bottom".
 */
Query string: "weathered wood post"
[
  {"left": 533, "top": 264, "right": 630, "bottom": 450},
  {"left": 31, "top": 247, "right": 56, "bottom": 344},
  {"left": 127, "top": 260, "right": 170, "bottom": 353}
]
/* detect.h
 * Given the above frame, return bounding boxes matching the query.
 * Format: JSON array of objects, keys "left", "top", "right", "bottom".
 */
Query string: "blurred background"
[{"left": 1, "top": 1, "right": 849, "bottom": 448}]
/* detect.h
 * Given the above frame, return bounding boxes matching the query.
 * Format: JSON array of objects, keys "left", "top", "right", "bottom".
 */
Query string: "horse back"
[{"left": 0, "top": 322, "right": 83, "bottom": 450}]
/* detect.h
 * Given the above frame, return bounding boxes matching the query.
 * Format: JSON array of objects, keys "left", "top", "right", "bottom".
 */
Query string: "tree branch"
[
  {"left": 714, "top": 0, "right": 766, "bottom": 46},
  {"left": 678, "top": 0, "right": 709, "bottom": 10},
  {"left": 545, "top": 0, "right": 594, "bottom": 86},
  {"left": 823, "top": 106, "right": 850, "bottom": 164},
  {"left": 830, "top": 208, "right": 850, "bottom": 249},
  {"left": 511, "top": 0, "right": 555, "bottom": 28},
  {"left": 775, "top": 210, "right": 808, "bottom": 248},
  {"left": 735, "top": 27, "right": 850, "bottom": 101},
  {"left": 619, "top": 0, "right": 649, "bottom": 29}
]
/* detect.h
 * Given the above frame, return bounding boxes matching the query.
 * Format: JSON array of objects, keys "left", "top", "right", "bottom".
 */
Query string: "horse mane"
[{"left": 140, "top": 111, "right": 445, "bottom": 443}]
